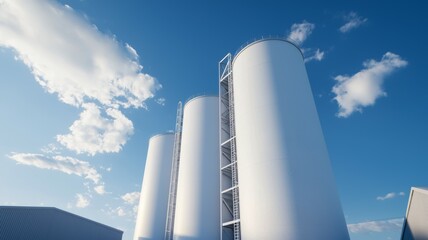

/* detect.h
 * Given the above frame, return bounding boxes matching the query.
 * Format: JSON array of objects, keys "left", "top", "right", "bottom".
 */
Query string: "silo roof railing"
[{"left": 233, "top": 36, "right": 304, "bottom": 61}]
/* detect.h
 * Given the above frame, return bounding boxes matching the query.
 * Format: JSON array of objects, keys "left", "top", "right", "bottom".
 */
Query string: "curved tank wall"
[
  {"left": 232, "top": 39, "right": 349, "bottom": 240},
  {"left": 173, "top": 96, "right": 220, "bottom": 240},
  {"left": 133, "top": 133, "right": 175, "bottom": 240}
]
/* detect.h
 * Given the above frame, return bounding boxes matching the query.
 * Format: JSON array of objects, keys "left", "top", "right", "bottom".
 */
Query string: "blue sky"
[{"left": 0, "top": 1, "right": 427, "bottom": 240}]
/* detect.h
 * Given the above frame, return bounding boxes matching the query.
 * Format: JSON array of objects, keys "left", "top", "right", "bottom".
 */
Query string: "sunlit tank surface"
[
  {"left": 232, "top": 39, "right": 349, "bottom": 240},
  {"left": 173, "top": 96, "right": 220, "bottom": 240},
  {"left": 133, "top": 133, "right": 175, "bottom": 240},
  {"left": 402, "top": 187, "right": 428, "bottom": 240}
]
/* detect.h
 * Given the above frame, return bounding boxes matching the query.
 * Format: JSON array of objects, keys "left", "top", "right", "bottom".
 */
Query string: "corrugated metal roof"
[{"left": 0, "top": 206, "right": 123, "bottom": 240}]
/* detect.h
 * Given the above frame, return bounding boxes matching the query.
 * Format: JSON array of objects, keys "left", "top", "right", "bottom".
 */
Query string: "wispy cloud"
[
  {"left": 56, "top": 103, "right": 133, "bottom": 156},
  {"left": 348, "top": 218, "right": 404, "bottom": 233},
  {"left": 7, "top": 152, "right": 101, "bottom": 184},
  {"left": 377, "top": 192, "right": 405, "bottom": 201},
  {"left": 0, "top": 0, "right": 159, "bottom": 155},
  {"left": 94, "top": 185, "right": 107, "bottom": 195},
  {"left": 287, "top": 21, "right": 325, "bottom": 63},
  {"left": 155, "top": 97, "right": 166, "bottom": 106},
  {"left": 8, "top": 152, "right": 110, "bottom": 196},
  {"left": 75, "top": 193, "right": 90, "bottom": 208},
  {"left": 121, "top": 191, "right": 140, "bottom": 205},
  {"left": 304, "top": 48, "right": 325, "bottom": 63},
  {"left": 133, "top": 205, "right": 139, "bottom": 214},
  {"left": 107, "top": 205, "right": 136, "bottom": 218},
  {"left": 108, "top": 206, "right": 127, "bottom": 217},
  {"left": 332, "top": 52, "right": 407, "bottom": 117},
  {"left": 40, "top": 144, "right": 61, "bottom": 155},
  {"left": 116, "top": 207, "right": 127, "bottom": 217},
  {"left": 100, "top": 166, "right": 112, "bottom": 172},
  {"left": 106, "top": 191, "right": 141, "bottom": 218},
  {"left": 340, "top": 12, "right": 367, "bottom": 33},
  {"left": 287, "top": 21, "right": 315, "bottom": 45}
]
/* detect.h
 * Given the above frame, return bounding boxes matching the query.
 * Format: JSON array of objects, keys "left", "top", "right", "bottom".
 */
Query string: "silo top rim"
[
  {"left": 183, "top": 95, "right": 219, "bottom": 108},
  {"left": 150, "top": 132, "right": 175, "bottom": 140},
  {"left": 411, "top": 187, "right": 428, "bottom": 194},
  {"left": 232, "top": 38, "right": 304, "bottom": 64}
]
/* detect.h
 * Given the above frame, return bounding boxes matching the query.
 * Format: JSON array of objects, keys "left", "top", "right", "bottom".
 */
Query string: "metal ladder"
[
  {"left": 164, "top": 102, "right": 183, "bottom": 240},
  {"left": 228, "top": 69, "right": 240, "bottom": 240}
]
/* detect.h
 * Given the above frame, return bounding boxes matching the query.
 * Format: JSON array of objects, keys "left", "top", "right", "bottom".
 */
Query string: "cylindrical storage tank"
[
  {"left": 232, "top": 39, "right": 349, "bottom": 239},
  {"left": 133, "top": 133, "right": 175, "bottom": 240},
  {"left": 173, "top": 96, "right": 220, "bottom": 240}
]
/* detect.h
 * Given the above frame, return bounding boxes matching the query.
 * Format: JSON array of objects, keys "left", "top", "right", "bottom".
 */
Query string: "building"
[
  {"left": 402, "top": 187, "right": 428, "bottom": 240},
  {"left": 0, "top": 206, "right": 122, "bottom": 240}
]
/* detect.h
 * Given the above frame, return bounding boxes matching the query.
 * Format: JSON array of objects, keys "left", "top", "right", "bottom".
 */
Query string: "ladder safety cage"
[{"left": 219, "top": 53, "right": 241, "bottom": 240}]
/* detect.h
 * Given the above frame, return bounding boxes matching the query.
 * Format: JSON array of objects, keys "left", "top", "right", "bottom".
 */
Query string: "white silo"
[
  {"left": 133, "top": 133, "right": 175, "bottom": 240},
  {"left": 173, "top": 96, "right": 220, "bottom": 240},
  {"left": 231, "top": 39, "right": 349, "bottom": 239}
]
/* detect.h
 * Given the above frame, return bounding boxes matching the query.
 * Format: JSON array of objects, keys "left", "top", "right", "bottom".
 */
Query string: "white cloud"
[
  {"left": 287, "top": 22, "right": 325, "bottom": 63},
  {"left": 125, "top": 43, "right": 139, "bottom": 60},
  {"left": 121, "top": 191, "right": 140, "bottom": 205},
  {"left": 115, "top": 207, "right": 127, "bottom": 217},
  {"left": 133, "top": 205, "right": 139, "bottom": 214},
  {"left": 0, "top": 0, "right": 160, "bottom": 108},
  {"left": 377, "top": 192, "right": 396, "bottom": 201},
  {"left": 304, "top": 48, "right": 325, "bottom": 63},
  {"left": 155, "top": 97, "right": 166, "bottom": 106},
  {"left": 106, "top": 206, "right": 128, "bottom": 217},
  {"left": 107, "top": 191, "right": 141, "bottom": 219},
  {"left": 100, "top": 166, "right": 112, "bottom": 172},
  {"left": 340, "top": 12, "right": 367, "bottom": 33},
  {"left": 56, "top": 103, "right": 134, "bottom": 155},
  {"left": 332, "top": 52, "right": 407, "bottom": 117},
  {"left": 75, "top": 193, "right": 90, "bottom": 208},
  {"left": 83, "top": 181, "right": 94, "bottom": 196},
  {"left": 377, "top": 192, "right": 406, "bottom": 201},
  {"left": 7, "top": 152, "right": 101, "bottom": 184},
  {"left": 94, "top": 185, "right": 107, "bottom": 195},
  {"left": 287, "top": 21, "right": 315, "bottom": 45},
  {"left": 0, "top": 0, "right": 160, "bottom": 156},
  {"left": 348, "top": 218, "right": 404, "bottom": 233},
  {"left": 41, "top": 143, "right": 61, "bottom": 154}
]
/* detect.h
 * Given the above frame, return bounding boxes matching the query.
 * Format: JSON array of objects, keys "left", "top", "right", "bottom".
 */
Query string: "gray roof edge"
[{"left": 0, "top": 206, "right": 123, "bottom": 234}]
